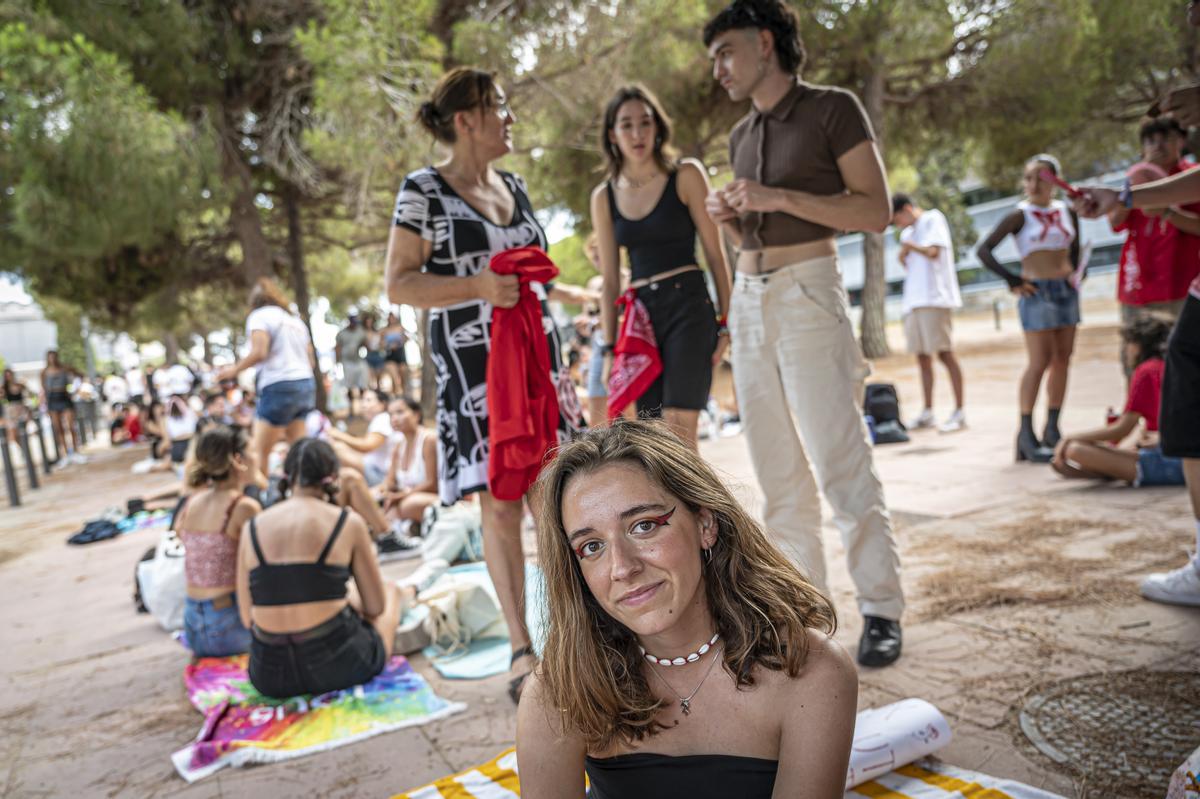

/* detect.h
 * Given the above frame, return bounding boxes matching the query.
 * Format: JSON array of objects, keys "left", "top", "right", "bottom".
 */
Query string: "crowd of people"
[{"left": 7, "top": 0, "right": 1199, "bottom": 795}]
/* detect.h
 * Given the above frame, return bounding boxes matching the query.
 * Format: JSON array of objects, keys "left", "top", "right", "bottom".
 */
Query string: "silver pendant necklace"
[{"left": 646, "top": 645, "right": 723, "bottom": 716}]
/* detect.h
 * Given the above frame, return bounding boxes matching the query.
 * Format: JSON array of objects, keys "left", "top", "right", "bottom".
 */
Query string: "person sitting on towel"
[
  {"left": 179, "top": 425, "right": 262, "bottom": 656},
  {"left": 517, "top": 419, "right": 857, "bottom": 799},
  {"left": 237, "top": 438, "right": 415, "bottom": 697}
]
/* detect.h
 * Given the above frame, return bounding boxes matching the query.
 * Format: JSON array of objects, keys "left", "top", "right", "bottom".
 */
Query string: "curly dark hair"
[
  {"left": 1121, "top": 315, "right": 1172, "bottom": 369},
  {"left": 702, "top": 0, "right": 807, "bottom": 75}
]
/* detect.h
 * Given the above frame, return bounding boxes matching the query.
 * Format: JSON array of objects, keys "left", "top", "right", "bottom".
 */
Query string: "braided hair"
[{"left": 279, "top": 437, "right": 340, "bottom": 503}]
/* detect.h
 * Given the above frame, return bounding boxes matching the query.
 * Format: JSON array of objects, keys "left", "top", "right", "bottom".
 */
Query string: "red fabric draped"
[
  {"left": 486, "top": 246, "right": 560, "bottom": 501},
  {"left": 606, "top": 288, "right": 662, "bottom": 420}
]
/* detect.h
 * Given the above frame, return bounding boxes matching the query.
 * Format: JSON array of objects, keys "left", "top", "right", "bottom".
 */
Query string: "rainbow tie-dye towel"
[{"left": 173, "top": 654, "right": 467, "bottom": 782}]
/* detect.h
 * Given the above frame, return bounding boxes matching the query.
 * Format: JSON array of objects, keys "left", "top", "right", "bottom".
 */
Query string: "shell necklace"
[{"left": 639, "top": 632, "right": 720, "bottom": 667}]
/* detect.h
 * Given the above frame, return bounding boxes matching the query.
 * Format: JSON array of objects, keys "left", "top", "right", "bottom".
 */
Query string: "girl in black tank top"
[
  {"left": 239, "top": 439, "right": 408, "bottom": 698},
  {"left": 591, "top": 86, "right": 733, "bottom": 445}
]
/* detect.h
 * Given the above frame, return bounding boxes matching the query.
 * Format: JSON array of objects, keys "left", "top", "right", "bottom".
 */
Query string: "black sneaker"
[
  {"left": 377, "top": 533, "right": 422, "bottom": 562},
  {"left": 857, "top": 615, "right": 902, "bottom": 667}
]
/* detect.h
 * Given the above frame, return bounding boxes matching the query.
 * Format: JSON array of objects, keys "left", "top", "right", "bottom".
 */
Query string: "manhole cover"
[{"left": 1019, "top": 670, "right": 1200, "bottom": 797}]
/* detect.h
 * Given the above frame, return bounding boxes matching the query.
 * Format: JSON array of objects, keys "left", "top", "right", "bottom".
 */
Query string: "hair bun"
[{"left": 418, "top": 101, "right": 439, "bottom": 122}]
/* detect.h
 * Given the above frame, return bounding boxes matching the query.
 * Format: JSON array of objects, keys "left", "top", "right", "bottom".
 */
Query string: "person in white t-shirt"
[
  {"left": 103, "top": 372, "right": 129, "bottom": 405},
  {"left": 892, "top": 195, "right": 965, "bottom": 433},
  {"left": 125, "top": 365, "right": 146, "bottom": 406},
  {"left": 327, "top": 389, "right": 397, "bottom": 486},
  {"left": 218, "top": 278, "right": 317, "bottom": 483}
]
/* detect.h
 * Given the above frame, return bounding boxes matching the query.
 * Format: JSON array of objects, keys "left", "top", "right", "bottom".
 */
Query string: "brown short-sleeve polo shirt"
[{"left": 729, "top": 80, "right": 876, "bottom": 250}]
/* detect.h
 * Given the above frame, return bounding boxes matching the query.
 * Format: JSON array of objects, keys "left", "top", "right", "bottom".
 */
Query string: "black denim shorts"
[
  {"left": 249, "top": 606, "right": 386, "bottom": 698},
  {"left": 635, "top": 270, "right": 718, "bottom": 414}
]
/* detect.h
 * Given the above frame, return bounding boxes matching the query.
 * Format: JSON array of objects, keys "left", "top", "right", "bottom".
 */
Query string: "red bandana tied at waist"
[
  {"left": 607, "top": 288, "right": 662, "bottom": 420},
  {"left": 486, "top": 246, "right": 561, "bottom": 501}
]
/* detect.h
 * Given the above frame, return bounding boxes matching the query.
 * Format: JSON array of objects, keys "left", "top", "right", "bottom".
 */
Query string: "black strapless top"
[{"left": 585, "top": 753, "right": 778, "bottom": 798}]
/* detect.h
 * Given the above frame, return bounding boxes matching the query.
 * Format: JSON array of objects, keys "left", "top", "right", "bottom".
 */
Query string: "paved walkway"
[{"left": 1, "top": 298, "right": 1197, "bottom": 798}]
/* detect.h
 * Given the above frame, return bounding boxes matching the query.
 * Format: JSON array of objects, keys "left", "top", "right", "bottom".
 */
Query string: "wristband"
[{"left": 1118, "top": 178, "right": 1133, "bottom": 209}]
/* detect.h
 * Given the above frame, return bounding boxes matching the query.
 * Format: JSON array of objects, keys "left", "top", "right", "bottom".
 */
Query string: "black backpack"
[{"left": 864, "top": 383, "right": 902, "bottom": 426}]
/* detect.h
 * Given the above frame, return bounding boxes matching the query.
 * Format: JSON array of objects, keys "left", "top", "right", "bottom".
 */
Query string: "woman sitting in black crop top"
[
  {"left": 236, "top": 438, "right": 409, "bottom": 698},
  {"left": 517, "top": 420, "right": 857, "bottom": 799},
  {"left": 590, "top": 86, "right": 733, "bottom": 447}
]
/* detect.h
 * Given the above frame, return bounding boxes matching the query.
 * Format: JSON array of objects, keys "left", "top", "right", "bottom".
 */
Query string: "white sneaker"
[
  {"left": 909, "top": 409, "right": 935, "bottom": 430},
  {"left": 1140, "top": 561, "right": 1200, "bottom": 607},
  {"left": 938, "top": 409, "right": 967, "bottom": 434},
  {"left": 71, "top": 452, "right": 89, "bottom": 465}
]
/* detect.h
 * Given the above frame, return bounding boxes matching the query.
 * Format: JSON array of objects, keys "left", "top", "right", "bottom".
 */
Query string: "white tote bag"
[{"left": 136, "top": 529, "right": 188, "bottom": 631}]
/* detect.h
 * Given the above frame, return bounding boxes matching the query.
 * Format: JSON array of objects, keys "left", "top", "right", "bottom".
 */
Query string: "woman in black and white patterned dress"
[{"left": 386, "top": 67, "right": 582, "bottom": 703}]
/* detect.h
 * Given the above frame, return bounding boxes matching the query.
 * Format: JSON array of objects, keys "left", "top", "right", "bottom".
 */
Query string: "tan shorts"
[{"left": 904, "top": 307, "right": 953, "bottom": 355}]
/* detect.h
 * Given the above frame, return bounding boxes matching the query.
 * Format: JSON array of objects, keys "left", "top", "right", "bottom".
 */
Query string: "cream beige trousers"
[{"left": 730, "top": 254, "right": 904, "bottom": 620}]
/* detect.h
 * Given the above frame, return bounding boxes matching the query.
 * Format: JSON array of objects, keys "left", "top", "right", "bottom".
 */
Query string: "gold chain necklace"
[{"left": 646, "top": 645, "right": 723, "bottom": 716}]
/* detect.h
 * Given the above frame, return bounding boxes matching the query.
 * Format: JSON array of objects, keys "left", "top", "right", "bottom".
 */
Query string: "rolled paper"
[{"left": 845, "top": 698, "right": 953, "bottom": 789}]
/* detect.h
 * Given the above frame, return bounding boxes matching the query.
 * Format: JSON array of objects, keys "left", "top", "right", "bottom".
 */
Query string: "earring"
[{"left": 703, "top": 547, "right": 713, "bottom": 564}]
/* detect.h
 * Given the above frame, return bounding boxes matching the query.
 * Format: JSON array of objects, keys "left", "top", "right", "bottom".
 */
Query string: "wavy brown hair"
[{"left": 533, "top": 419, "right": 836, "bottom": 751}]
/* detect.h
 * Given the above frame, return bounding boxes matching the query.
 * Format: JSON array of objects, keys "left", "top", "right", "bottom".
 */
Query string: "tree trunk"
[
  {"left": 283, "top": 184, "right": 328, "bottom": 412},
  {"left": 163, "top": 331, "right": 180, "bottom": 364},
  {"left": 218, "top": 112, "right": 275, "bottom": 284},
  {"left": 858, "top": 66, "right": 890, "bottom": 359}
]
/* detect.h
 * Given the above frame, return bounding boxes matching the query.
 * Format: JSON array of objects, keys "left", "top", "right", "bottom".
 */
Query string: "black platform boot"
[
  {"left": 1016, "top": 413, "right": 1053, "bottom": 463},
  {"left": 1042, "top": 407, "right": 1062, "bottom": 449}
]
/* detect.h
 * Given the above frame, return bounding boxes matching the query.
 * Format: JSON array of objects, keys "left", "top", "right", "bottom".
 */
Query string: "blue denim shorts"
[
  {"left": 184, "top": 595, "right": 251, "bottom": 657},
  {"left": 1135, "top": 447, "right": 1186, "bottom": 487},
  {"left": 257, "top": 378, "right": 316, "bottom": 427},
  {"left": 1018, "top": 279, "right": 1080, "bottom": 332},
  {"left": 587, "top": 335, "right": 608, "bottom": 398}
]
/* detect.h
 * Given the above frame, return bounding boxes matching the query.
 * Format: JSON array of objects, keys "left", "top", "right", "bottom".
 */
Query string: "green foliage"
[{"left": 549, "top": 233, "right": 597, "bottom": 289}]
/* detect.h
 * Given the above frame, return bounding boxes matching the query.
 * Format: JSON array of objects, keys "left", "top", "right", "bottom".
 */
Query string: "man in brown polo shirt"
[{"left": 703, "top": 0, "right": 904, "bottom": 667}]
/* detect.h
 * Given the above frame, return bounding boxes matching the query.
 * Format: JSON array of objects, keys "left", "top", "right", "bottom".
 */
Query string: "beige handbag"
[{"left": 420, "top": 581, "right": 506, "bottom": 656}]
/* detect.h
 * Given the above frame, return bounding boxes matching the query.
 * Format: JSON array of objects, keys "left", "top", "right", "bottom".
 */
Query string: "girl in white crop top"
[
  {"left": 1013, "top": 198, "right": 1076, "bottom": 257},
  {"left": 975, "top": 154, "right": 1083, "bottom": 464}
]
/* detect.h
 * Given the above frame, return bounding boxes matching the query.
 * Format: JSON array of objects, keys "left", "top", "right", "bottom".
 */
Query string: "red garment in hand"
[
  {"left": 486, "top": 246, "right": 561, "bottom": 501},
  {"left": 607, "top": 288, "right": 662, "bottom": 420}
]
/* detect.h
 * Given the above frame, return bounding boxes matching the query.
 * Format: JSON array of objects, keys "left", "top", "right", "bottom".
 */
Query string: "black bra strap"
[
  {"left": 249, "top": 518, "right": 267, "bottom": 565},
  {"left": 317, "top": 508, "right": 350, "bottom": 564}
]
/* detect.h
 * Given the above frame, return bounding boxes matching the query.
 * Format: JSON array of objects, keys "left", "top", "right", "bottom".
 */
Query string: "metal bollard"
[
  {"left": 17, "top": 419, "right": 38, "bottom": 490},
  {"left": 1, "top": 424, "right": 20, "bottom": 507},
  {"left": 33, "top": 414, "right": 52, "bottom": 474},
  {"left": 993, "top": 299, "right": 1002, "bottom": 331}
]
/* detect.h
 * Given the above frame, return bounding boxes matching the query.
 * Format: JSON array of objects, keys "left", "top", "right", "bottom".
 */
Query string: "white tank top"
[
  {"left": 394, "top": 428, "right": 431, "bottom": 491},
  {"left": 1014, "top": 199, "right": 1075, "bottom": 258}
]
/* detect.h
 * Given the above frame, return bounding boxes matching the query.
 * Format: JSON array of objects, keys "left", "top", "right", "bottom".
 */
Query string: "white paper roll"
[{"left": 846, "top": 698, "right": 953, "bottom": 789}]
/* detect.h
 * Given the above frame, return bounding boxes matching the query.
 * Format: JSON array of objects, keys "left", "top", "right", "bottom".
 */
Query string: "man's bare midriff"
[
  {"left": 736, "top": 237, "right": 837, "bottom": 275},
  {"left": 1021, "top": 249, "right": 1073, "bottom": 281}
]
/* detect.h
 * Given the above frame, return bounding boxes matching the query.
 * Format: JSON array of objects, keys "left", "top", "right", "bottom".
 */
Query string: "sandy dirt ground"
[{"left": 1, "top": 295, "right": 1198, "bottom": 798}]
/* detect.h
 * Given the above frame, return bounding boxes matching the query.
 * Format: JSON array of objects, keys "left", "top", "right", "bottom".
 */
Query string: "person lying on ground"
[
  {"left": 236, "top": 438, "right": 414, "bottom": 698},
  {"left": 517, "top": 419, "right": 857, "bottom": 799},
  {"left": 179, "top": 425, "right": 262, "bottom": 657},
  {"left": 1051, "top": 316, "right": 1182, "bottom": 487}
]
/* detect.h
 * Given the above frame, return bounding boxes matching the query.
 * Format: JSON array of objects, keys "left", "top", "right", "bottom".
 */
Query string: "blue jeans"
[
  {"left": 184, "top": 595, "right": 251, "bottom": 657},
  {"left": 1135, "top": 447, "right": 1186, "bottom": 487},
  {"left": 587, "top": 334, "right": 608, "bottom": 398},
  {"left": 257, "top": 378, "right": 316, "bottom": 427}
]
